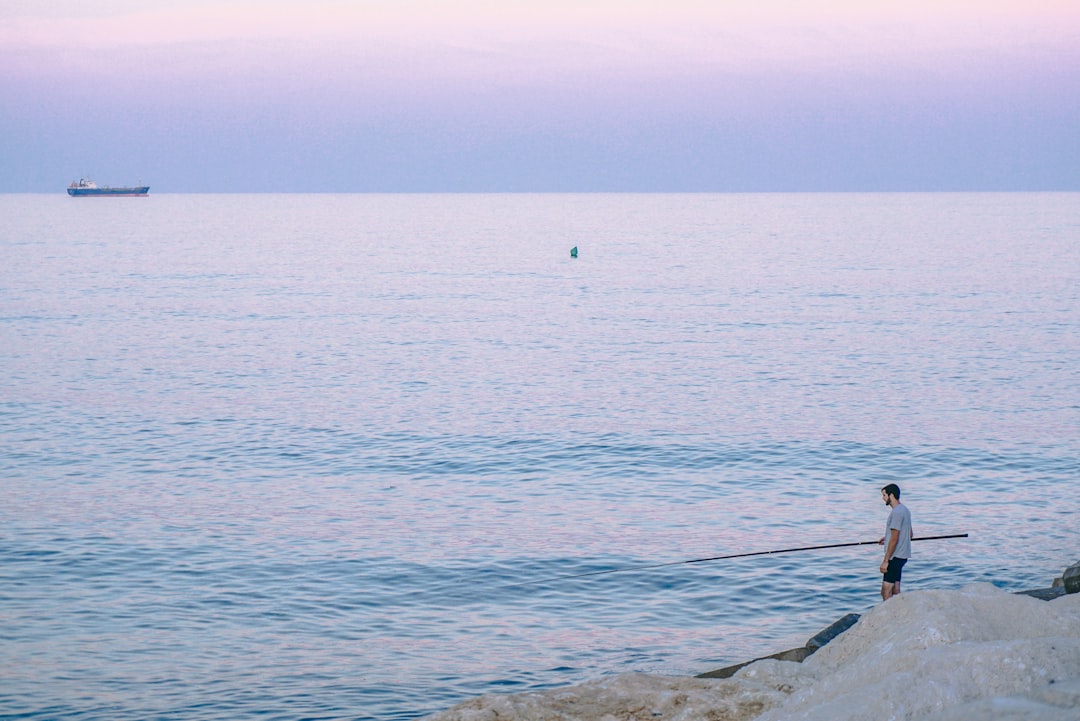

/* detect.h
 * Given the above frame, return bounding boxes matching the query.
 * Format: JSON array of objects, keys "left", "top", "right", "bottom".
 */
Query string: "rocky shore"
[{"left": 427, "top": 560, "right": 1080, "bottom": 720}]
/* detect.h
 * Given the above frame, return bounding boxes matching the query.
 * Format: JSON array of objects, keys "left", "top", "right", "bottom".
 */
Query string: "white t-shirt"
[{"left": 886, "top": 503, "right": 912, "bottom": 559}]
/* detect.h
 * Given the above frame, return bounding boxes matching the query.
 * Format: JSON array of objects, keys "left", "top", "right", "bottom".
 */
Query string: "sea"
[{"left": 1, "top": 192, "right": 1077, "bottom": 720}]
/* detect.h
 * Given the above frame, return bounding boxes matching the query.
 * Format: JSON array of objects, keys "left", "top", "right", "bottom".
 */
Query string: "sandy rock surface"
[
  {"left": 426, "top": 673, "right": 787, "bottom": 721},
  {"left": 427, "top": 585, "right": 1080, "bottom": 721}
]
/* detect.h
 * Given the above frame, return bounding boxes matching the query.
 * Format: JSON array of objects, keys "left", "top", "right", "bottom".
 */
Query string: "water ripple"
[{"left": 1, "top": 193, "right": 1077, "bottom": 719}]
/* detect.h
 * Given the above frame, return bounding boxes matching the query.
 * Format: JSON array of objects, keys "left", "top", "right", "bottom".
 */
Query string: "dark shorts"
[{"left": 883, "top": 557, "right": 907, "bottom": 584}]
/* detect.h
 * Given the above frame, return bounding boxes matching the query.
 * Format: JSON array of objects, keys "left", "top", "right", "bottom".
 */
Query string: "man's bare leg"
[{"left": 881, "top": 581, "right": 900, "bottom": 600}]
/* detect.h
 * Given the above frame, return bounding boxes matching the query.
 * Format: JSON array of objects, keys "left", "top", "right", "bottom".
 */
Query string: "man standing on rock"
[{"left": 878, "top": 483, "right": 912, "bottom": 601}]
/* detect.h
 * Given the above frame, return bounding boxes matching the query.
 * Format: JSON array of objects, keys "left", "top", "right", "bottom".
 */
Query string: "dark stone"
[
  {"left": 697, "top": 613, "right": 860, "bottom": 679},
  {"left": 695, "top": 647, "right": 808, "bottom": 679},
  {"left": 805, "top": 613, "right": 861, "bottom": 653},
  {"left": 1015, "top": 587, "right": 1067, "bottom": 601},
  {"left": 1063, "top": 563, "right": 1080, "bottom": 594}
]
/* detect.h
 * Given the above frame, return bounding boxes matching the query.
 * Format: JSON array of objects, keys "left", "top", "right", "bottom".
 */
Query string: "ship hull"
[{"left": 68, "top": 186, "right": 150, "bottom": 197}]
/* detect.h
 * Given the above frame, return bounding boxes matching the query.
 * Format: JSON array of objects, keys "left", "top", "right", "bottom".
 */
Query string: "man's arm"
[{"left": 880, "top": 529, "right": 899, "bottom": 573}]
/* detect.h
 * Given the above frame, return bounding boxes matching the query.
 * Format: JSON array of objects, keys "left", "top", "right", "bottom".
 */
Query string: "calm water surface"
[{"left": 1, "top": 193, "right": 1078, "bottom": 719}]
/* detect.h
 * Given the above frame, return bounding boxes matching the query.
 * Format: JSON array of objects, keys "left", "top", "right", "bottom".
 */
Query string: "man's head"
[{"left": 881, "top": 483, "right": 901, "bottom": 505}]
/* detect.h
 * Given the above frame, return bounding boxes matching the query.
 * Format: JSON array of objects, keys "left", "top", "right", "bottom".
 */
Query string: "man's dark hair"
[{"left": 881, "top": 483, "right": 901, "bottom": 500}]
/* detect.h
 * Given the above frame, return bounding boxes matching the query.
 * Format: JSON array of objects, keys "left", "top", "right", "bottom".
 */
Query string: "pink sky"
[
  {"left": 7, "top": 1, "right": 1076, "bottom": 70},
  {"left": 2, "top": 0, "right": 1078, "bottom": 190}
]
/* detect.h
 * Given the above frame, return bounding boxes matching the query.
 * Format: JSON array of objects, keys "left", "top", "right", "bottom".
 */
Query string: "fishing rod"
[{"left": 506, "top": 533, "right": 968, "bottom": 588}]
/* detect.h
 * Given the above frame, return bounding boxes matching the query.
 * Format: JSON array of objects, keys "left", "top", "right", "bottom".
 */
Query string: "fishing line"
[{"left": 504, "top": 533, "right": 968, "bottom": 589}]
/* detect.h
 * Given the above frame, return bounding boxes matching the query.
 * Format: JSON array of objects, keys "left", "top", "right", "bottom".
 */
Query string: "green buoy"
[{"left": 570, "top": 246, "right": 578, "bottom": 258}]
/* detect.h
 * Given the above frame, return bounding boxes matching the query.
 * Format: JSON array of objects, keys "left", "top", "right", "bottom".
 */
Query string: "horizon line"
[{"left": 8, "top": 188, "right": 1080, "bottom": 195}]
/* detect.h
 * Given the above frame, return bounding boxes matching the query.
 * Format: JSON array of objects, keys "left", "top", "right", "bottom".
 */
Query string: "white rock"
[{"left": 426, "top": 585, "right": 1080, "bottom": 721}]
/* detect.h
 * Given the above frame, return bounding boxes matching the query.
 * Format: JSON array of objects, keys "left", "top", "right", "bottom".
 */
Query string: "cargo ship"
[{"left": 67, "top": 178, "right": 150, "bottom": 197}]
